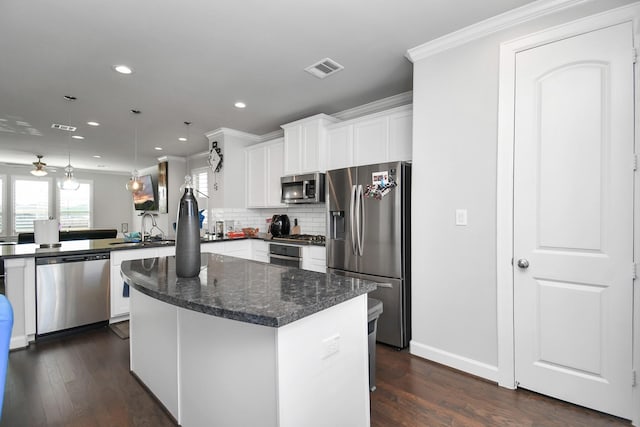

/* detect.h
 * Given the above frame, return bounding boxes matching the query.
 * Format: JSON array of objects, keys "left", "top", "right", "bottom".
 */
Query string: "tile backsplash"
[{"left": 210, "top": 206, "right": 327, "bottom": 236}]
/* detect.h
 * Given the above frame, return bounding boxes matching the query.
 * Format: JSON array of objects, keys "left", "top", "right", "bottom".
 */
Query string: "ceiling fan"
[{"left": 31, "top": 155, "right": 48, "bottom": 176}]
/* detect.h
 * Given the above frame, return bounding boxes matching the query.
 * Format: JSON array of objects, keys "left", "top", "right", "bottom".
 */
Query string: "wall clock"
[{"left": 208, "top": 141, "right": 223, "bottom": 173}]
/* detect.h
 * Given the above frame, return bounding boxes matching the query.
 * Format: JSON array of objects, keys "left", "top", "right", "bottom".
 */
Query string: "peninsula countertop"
[
  {"left": 121, "top": 253, "right": 378, "bottom": 327},
  {"left": 0, "top": 236, "right": 244, "bottom": 259}
]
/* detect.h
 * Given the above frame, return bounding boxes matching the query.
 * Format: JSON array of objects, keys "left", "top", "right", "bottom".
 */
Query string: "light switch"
[{"left": 455, "top": 209, "right": 468, "bottom": 226}]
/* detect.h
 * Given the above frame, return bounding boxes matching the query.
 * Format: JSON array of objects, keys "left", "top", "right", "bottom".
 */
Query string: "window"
[
  {"left": 191, "top": 168, "right": 209, "bottom": 231},
  {"left": 58, "top": 181, "right": 92, "bottom": 230},
  {"left": 13, "top": 177, "right": 51, "bottom": 234}
]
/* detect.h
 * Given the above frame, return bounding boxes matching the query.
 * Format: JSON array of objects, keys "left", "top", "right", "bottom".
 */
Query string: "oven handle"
[{"left": 269, "top": 254, "right": 301, "bottom": 261}]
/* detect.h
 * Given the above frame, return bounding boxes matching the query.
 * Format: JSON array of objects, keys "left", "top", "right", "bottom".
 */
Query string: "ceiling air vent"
[
  {"left": 51, "top": 123, "right": 77, "bottom": 132},
  {"left": 305, "top": 58, "right": 344, "bottom": 79}
]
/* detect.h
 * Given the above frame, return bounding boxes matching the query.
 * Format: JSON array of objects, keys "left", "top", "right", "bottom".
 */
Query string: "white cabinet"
[
  {"left": 302, "top": 246, "right": 327, "bottom": 273},
  {"left": 110, "top": 247, "right": 170, "bottom": 321},
  {"left": 202, "top": 240, "right": 252, "bottom": 260},
  {"left": 251, "top": 240, "right": 269, "bottom": 263},
  {"left": 353, "top": 117, "right": 387, "bottom": 166},
  {"left": 245, "top": 138, "right": 284, "bottom": 208},
  {"left": 326, "top": 125, "right": 354, "bottom": 171},
  {"left": 222, "top": 240, "right": 252, "bottom": 259},
  {"left": 282, "top": 114, "right": 340, "bottom": 175},
  {"left": 388, "top": 109, "right": 412, "bottom": 161},
  {"left": 326, "top": 105, "right": 412, "bottom": 170},
  {"left": 4, "top": 257, "right": 36, "bottom": 349}
]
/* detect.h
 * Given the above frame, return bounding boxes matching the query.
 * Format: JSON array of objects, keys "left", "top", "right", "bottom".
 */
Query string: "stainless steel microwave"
[{"left": 281, "top": 172, "right": 325, "bottom": 204}]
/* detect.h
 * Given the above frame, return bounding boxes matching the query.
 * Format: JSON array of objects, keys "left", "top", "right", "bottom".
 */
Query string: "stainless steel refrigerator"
[{"left": 326, "top": 161, "right": 411, "bottom": 348}]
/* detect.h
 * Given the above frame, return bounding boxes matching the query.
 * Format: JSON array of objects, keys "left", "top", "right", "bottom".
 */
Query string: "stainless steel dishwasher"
[{"left": 36, "top": 252, "right": 110, "bottom": 336}]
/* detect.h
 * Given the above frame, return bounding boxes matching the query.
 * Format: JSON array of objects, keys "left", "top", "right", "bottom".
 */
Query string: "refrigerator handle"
[
  {"left": 357, "top": 184, "right": 365, "bottom": 256},
  {"left": 350, "top": 184, "right": 357, "bottom": 255}
]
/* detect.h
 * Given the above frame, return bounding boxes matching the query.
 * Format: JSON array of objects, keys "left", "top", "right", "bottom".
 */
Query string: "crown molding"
[
  {"left": 280, "top": 113, "right": 341, "bottom": 129},
  {"left": 257, "top": 129, "right": 285, "bottom": 142},
  {"left": 204, "top": 127, "right": 261, "bottom": 142},
  {"left": 406, "top": 0, "right": 591, "bottom": 62},
  {"left": 331, "top": 91, "right": 413, "bottom": 121}
]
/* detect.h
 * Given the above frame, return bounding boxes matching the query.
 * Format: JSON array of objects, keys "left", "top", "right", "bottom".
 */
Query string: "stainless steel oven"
[{"left": 269, "top": 243, "right": 302, "bottom": 268}]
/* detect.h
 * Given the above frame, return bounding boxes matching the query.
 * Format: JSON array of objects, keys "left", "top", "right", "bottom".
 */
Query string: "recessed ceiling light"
[
  {"left": 87, "top": 121, "right": 100, "bottom": 126},
  {"left": 92, "top": 155, "right": 101, "bottom": 158},
  {"left": 113, "top": 64, "right": 133, "bottom": 75},
  {"left": 178, "top": 137, "right": 187, "bottom": 142},
  {"left": 154, "top": 147, "right": 163, "bottom": 151},
  {"left": 234, "top": 101, "right": 246, "bottom": 109},
  {"left": 72, "top": 135, "right": 84, "bottom": 140}
]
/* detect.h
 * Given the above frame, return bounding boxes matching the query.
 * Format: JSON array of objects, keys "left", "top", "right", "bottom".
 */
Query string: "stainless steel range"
[
  {"left": 271, "top": 234, "right": 326, "bottom": 245},
  {"left": 268, "top": 235, "right": 326, "bottom": 268}
]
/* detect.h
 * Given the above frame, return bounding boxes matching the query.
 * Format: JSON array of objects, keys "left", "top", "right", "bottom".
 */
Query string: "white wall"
[
  {"left": 86, "top": 170, "right": 135, "bottom": 233},
  {"left": 410, "top": 0, "right": 636, "bottom": 377}
]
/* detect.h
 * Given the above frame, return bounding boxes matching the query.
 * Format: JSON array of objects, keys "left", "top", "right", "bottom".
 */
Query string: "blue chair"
[{"left": 0, "top": 295, "right": 13, "bottom": 419}]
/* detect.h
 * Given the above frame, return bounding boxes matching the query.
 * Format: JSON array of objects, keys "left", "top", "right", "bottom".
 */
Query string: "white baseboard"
[
  {"left": 409, "top": 340, "right": 499, "bottom": 383},
  {"left": 10, "top": 335, "right": 28, "bottom": 350}
]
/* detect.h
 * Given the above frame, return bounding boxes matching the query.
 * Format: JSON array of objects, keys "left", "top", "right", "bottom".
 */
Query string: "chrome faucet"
[{"left": 141, "top": 212, "right": 154, "bottom": 241}]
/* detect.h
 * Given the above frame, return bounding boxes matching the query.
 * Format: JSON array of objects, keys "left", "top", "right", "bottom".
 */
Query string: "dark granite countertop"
[
  {"left": 0, "top": 237, "right": 245, "bottom": 260},
  {"left": 121, "top": 253, "right": 377, "bottom": 327}
]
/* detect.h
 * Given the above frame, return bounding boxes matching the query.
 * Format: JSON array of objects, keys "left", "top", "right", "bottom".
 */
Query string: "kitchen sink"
[{"left": 109, "top": 241, "right": 141, "bottom": 246}]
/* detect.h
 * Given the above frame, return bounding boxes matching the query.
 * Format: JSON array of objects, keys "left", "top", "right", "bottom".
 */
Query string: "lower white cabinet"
[
  {"left": 252, "top": 240, "right": 269, "bottom": 263},
  {"left": 202, "top": 240, "right": 252, "bottom": 259},
  {"left": 302, "top": 246, "right": 327, "bottom": 273},
  {"left": 110, "top": 247, "right": 168, "bottom": 321}
]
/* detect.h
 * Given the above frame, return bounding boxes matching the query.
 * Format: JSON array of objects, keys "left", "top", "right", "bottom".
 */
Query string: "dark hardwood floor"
[
  {"left": 371, "top": 345, "right": 630, "bottom": 427},
  {"left": 0, "top": 327, "right": 631, "bottom": 426}
]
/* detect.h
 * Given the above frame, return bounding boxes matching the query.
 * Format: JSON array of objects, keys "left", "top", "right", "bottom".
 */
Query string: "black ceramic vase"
[{"left": 175, "top": 178, "right": 201, "bottom": 278}]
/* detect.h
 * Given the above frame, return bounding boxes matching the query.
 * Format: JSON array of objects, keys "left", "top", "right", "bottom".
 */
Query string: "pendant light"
[
  {"left": 58, "top": 152, "right": 80, "bottom": 191},
  {"left": 126, "top": 109, "right": 145, "bottom": 192},
  {"left": 57, "top": 95, "right": 80, "bottom": 190},
  {"left": 30, "top": 155, "right": 48, "bottom": 176}
]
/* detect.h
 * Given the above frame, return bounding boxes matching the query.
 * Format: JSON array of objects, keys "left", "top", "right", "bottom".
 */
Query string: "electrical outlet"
[
  {"left": 121, "top": 223, "right": 128, "bottom": 233},
  {"left": 322, "top": 334, "right": 340, "bottom": 359}
]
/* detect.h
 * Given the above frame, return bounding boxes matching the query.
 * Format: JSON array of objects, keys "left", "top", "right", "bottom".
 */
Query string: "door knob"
[{"left": 517, "top": 258, "right": 530, "bottom": 269}]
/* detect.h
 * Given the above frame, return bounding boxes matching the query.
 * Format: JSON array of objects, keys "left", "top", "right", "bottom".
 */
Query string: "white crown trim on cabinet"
[
  {"left": 406, "top": 0, "right": 590, "bottom": 62},
  {"left": 331, "top": 91, "right": 413, "bottom": 121}
]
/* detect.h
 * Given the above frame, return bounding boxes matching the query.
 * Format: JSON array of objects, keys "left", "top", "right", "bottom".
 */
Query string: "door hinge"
[
  {"left": 633, "top": 370, "right": 637, "bottom": 387},
  {"left": 633, "top": 48, "right": 637, "bottom": 64},
  {"left": 633, "top": 263, "right": 637, "bottom": 280},
  {"left": 634, "top": 154, "right": 638, "bottom": 171}
]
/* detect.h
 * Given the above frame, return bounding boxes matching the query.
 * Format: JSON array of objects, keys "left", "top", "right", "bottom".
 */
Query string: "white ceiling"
[{"left": 0, "top": 0, "right": 536, "bottom": 173}]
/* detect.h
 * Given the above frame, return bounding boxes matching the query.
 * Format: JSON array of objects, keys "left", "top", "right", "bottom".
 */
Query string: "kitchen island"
[{"left": 121, "top": 253, "right": 376, "bottom": 427}]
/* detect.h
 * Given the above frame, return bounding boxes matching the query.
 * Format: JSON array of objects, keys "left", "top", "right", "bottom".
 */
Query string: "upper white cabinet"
[
  {"left": 326, "top": 125, "right": 354, "bottom": 171},
  {"left": 245, "top": 138, "right": 285, "bottom": 208},
  {"left": 281, "top": 114, "right": 340, "bottom": 175},
  {"left": 326, "top": 105, "right": 412, "bottom": 171}
]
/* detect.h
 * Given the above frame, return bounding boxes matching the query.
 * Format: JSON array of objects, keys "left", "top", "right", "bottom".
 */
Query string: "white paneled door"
[{"left": 513, "top": 22, "right": 634, "bottom": 418}]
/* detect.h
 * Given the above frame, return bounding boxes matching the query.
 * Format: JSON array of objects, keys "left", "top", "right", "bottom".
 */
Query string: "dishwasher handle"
[{"left": 36, "top": 252, "right": 110, "bottom": 265}]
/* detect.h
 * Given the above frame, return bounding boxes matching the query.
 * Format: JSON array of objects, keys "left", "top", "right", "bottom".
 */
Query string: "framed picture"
[{"left": 158, "top": 161, "right": 168, "bottom": 213}]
